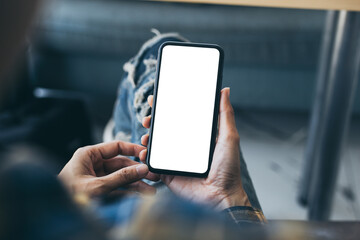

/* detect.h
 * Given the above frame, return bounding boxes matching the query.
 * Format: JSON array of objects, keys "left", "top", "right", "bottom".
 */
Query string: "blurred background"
[{"left": 1, "top": 0, "right": 359, "bottom": 221}]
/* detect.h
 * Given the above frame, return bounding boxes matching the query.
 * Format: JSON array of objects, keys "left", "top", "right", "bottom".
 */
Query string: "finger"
[
  {"left": 103, "top": 156, "right": 139, "bottom": 173},
  {"left": 127, "top": 181, "right": 156, "bottom": 195},
  {"left": 218, "top": 88, "right": 239, "bottom": 142},
  {"left": 141, "top": 134, "right": 149, "bottom": 146},
  {"left": 139, "top": 149, "right": 147, "bottom": 163},
  {"left": 78, "top": 141, "right": 146, "bottom": 160},
  {"left": 145, "top": 172, "right": 160, "bottom": 182},
  {"left": 100, "top": 164, "right": 149, "bottom": 192},
  {"left": 142, "top": 115, "right": 151, "bottom": 128},
  {"left": 138, "top": 149, "right": 160, "bottom": 181},
  {"left": 147, "top": 95, "right": 153, "bottom": 108},
  {"left": 104, "top": 156, "right": 159, "bottom": 181}
]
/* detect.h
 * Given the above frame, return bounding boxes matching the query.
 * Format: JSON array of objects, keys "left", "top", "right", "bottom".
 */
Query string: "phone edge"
[{"left": 145, "top": 41, "right": 224, "bottom": 178}]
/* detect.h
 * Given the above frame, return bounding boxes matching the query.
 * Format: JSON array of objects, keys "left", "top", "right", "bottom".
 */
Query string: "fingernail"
[{"left": 136, "top": 164, "right": 149, "bottom": 177}]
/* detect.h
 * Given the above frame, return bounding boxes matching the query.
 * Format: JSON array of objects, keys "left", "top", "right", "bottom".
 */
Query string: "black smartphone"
[{"left": 146, "top": 41, "right": 224, "bottom": 177}]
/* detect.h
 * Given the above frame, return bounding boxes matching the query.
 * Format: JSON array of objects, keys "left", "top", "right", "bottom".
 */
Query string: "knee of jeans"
[
  {"left": 133, "top": 72, "right": 156, "bottom": 125},
  {"left": 123, "top": 31, "right": 188, "bottom": 88}
]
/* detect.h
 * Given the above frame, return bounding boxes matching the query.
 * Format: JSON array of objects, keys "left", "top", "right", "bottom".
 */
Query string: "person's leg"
[
  {"left": 104, "top": 30, "right": 188, "bottom": 144},
  {"left": 108, "top": 31, "right": 262, "bottom": 210}
]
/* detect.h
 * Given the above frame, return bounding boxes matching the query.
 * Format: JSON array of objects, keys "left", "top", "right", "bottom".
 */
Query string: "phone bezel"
[{"left": 146, "top": 41, "right": 224, "bottom": 178}]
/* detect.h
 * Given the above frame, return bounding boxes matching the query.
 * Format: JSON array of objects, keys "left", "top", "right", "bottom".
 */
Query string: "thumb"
[
  {"left": 218, "top": 88, "right": 239, "bottom": 142},
  {"left": 100, "top": 164, "right": 149, "bottom": 192}
]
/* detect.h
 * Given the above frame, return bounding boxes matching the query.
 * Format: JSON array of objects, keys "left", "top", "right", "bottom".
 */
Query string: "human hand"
[
  {"left": 139, "top": 88, "right": 251, "bottom": 210},
  {"left": 59, "top": 141, "right": 159, "bottom": 197}
]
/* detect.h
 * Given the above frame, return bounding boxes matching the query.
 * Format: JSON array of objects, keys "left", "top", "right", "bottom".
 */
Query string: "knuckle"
[
  {"left": 222, "top": 106, "right": 235, "bottom": 116},
  {"left": 233, "top": 133, "right": 240, "bottom": 143},
  {"left": 225, "top": 132, "right": 240, "bottom": 143},
  {"left": 227, "top": 107, "right": 235, "bottom": 116},
  {"left": 74, "top": 146, "right": 91, "bottom": 156},
  {"left": 80, "top": 146, "right": 98, "bottom": 161},
  {"left": 74, "top": 147, "right": 85, "bottom": 156}
]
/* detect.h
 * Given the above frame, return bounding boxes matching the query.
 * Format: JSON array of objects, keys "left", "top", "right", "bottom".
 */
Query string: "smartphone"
[{"left": 146, "top": 42, "right": 224, "bottom": 177}]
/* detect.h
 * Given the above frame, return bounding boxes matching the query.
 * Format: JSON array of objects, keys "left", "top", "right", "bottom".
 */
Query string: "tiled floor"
[{"left": 235, "top": 109, "right": 360, "bottom": 220}]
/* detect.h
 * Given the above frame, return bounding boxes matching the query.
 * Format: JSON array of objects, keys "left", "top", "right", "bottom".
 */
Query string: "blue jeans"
[{"left": 109, "top": 31, "right": 262, "bottom": 211}]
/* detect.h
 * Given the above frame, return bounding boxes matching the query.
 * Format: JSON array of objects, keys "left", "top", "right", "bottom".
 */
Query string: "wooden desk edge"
[{"left": 149, "top": 0, "right": 360, "bottom": 12}]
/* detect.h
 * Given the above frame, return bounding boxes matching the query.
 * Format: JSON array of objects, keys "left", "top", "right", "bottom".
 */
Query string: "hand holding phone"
[
  {"left": 146, "top": 42, "right": 223, "bottom": 177},
  {"left": 140, "top": 88, "right": 252, "bottom": 210}
]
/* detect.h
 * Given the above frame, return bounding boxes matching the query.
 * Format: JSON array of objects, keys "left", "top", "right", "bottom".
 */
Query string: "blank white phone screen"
[{"left": 149, "top": 45, "right": 220, "bottom": 174}]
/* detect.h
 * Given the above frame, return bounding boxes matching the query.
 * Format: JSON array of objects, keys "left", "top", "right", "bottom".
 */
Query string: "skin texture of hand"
[
  {"left": 59, "top": 141, "right": 159, "bottom": 197},
  {"left": 140, "top": 88, "right": 251, "bottom": 210}
]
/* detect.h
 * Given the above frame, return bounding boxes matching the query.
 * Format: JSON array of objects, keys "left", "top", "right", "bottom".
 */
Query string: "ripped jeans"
[{"left": 107, "top": 31, "right": 262, "bottom": 211}]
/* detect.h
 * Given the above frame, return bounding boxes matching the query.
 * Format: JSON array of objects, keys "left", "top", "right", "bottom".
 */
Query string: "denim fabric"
[
  {"left": 95, "top": 196, "right": 141, "bottom": 227},
  {"left": 112, "top": 31, "right": 189, "bottom": 144},
  {"left": 111, "top": 31, "right": 262, "bottom": 211}
]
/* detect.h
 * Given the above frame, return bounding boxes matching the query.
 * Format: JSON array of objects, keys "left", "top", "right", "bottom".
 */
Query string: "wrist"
[{"left": 217, "top": 188, "right": 251, "bottom": 210}]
